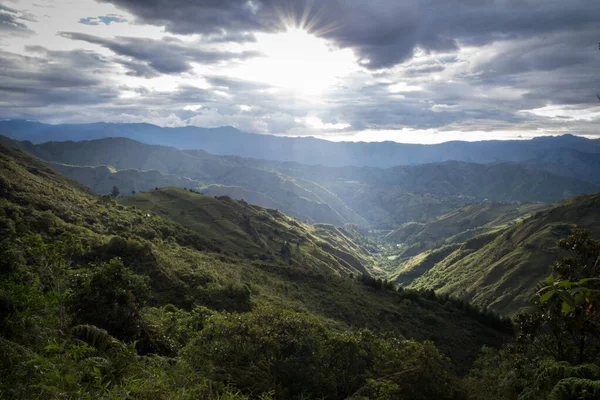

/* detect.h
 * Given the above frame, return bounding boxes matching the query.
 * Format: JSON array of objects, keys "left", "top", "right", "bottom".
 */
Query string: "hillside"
[
  {"left": 3, "top": 135, "right": 597, "bottom": 230},
  {"left": 3, "top": 119, "right": 600, "bottom": 168},
  {"left": 1, "top": 136, "right": 365, "bottom": 227},
  {"left": 248, "top": 158, "right": 597, "bottom": 228},
  {"left": 200, "top": 184, "right": 283, "bottom": 210},
  {"left": 523, "top": 148, "right": 600, "bottom": 185},
  {"left": 0, "top": 140, "right": 513, "bottom": 397},
  {"left": 386, "top": 202, "right": 550, "bottom": 258},
  {"left": 400, "top": 192, "right": 600, "bottom": 313},
  {"left": 247, "top": 158, "right": 599, "bottom": 203},
  {"left": 47, "top": 162, "right": 203, "bottom": 195},
  {"left": 119, "top": 187, "right": 371, "bottom": 275}
]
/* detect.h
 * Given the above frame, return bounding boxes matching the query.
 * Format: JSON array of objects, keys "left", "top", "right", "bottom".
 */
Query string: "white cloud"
[{"left": 521, "top": 104, "right": 600, "bottom": 121}]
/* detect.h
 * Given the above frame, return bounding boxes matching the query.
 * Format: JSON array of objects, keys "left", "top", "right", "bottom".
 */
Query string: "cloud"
[
  {"left": 59, "top": 32, "right": 262, "bottom": 74},
  {"left": 79, "top": 14, "right": 128, "bottom": 25},
  {"left": 99, "top": 0, "right": 600, "bottom": 70},
  {"left": 0, "top": 4, "right": 35, "bottom": 36},
  {"left": 0, "top": 48, "right": 120, "bottom": 112},
  {"left": 0, "top": 0, "right": 599, "bottom": 141}
]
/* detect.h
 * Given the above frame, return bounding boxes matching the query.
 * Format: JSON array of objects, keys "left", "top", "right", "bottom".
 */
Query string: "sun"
[{"left": 228, "top": 27, "right": 358, "bottom": 97}]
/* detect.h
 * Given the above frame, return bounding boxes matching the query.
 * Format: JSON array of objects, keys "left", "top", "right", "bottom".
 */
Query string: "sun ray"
[
  {"left": 270, "top": 0, "right": 340, "bottom": 36},
  {"left": 222, "top": 3, "right": 357, "bottom": 98}
]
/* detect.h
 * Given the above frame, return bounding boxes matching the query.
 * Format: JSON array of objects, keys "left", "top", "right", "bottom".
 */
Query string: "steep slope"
[
  {"left": 3, "top": 119, "right": 600, "bottom": 167},
  {"left": 407, "top": 192, "right": 600, "bottom": 313},
  {"left": 0, "top": 140, "right": 511, "bottom": 374},
  {"left": 386, "top": 202, "right": 550, "bottom": 257},
  {"left": 200, "top": 184, "right": 284, "bottom": 210},
  {"left": 119, "top": 187, "right": 370, "bottom": 275},
  {"left": 1, "top": 136, "right": 364, "bottom": 226}
]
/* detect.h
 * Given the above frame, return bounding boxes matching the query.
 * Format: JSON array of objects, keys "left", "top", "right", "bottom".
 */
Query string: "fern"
[
  {"left": 71, "top": 324, "right": 124, "bottom": 354},
  {"left": 0, "top": 337, "right": 34, "bottom": 369},
  {"left": 526, "top": 360, "right": 600, "bottom": 400},
  {"left": 535, "top": 360, "right": 600, "bottom": 385},
  {"left": 549, "top": 377, "right": 600, "bottom": 400}
]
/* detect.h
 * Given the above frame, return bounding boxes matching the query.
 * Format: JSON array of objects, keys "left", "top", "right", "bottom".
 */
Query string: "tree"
[
  {"left": 111, "top": 185, "right": 120, "bottom": 198},
  {"left": 535, "top": 229, "right": 600, "bottom": 364}
]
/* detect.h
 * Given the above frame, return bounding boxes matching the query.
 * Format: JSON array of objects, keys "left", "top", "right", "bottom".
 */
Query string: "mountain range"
[
  {"left": 2, "top": 119, "right": 600, "bottom": 168},
  {"left": 2, "top": 135, "right": 598, "bottom": 230},
  {"left": 0, "top": 140, "right": 511, "bottom": 379}
]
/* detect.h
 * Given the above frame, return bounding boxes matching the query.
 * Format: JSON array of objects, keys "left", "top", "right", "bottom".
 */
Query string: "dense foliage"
[
  {"left": 465, "top": 230, "right": 600, "bottom": 399},
  {"left": 3, "top": 140, "right": 599, "bottom": 399},
  {"left": 0, "top": 141, "right": 513, "bottom": 399}
]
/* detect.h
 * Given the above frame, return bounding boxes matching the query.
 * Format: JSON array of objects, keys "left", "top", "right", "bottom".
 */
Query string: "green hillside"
[
  {"left": 386, "top": 202, "right": 550, "bottom": 258},
  {"left": 47, "top": 161, "right": 203, "bottom": 195},
  {"left": 120, "top": 187, "right": 371, "bottom": 276},
  {"left": 0, "top": 136, "right": 366, "bottom": 227},
  {"left": 0, "top": 141, "right": 512, "bottom": 399},
  {"left": 200, "top": 184, "right": 283, "bottom": 210},
  {"left": 404, "top": 192, "right": 600, "bottom": 313}
]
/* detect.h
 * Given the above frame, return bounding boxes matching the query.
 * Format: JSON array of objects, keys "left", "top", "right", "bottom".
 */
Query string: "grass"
[
  {"left": 407, "top": 194, "right": 600, "bottom": 314},
  {"left": 120, "top": 188, "right": 371, "bottom": 276}
]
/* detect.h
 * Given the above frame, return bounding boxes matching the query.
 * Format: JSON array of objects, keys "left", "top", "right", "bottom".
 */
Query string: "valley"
[
  {"left": 2, "top": 127, "right": 600, "bottom": 399},
  {"left": 3, "top": 1, "right": 600, "bottom": 397}
]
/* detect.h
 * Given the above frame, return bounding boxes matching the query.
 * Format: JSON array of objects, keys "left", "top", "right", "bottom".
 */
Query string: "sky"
[{"left": 1, "top": 0, "right": 599, "bottom": 144}]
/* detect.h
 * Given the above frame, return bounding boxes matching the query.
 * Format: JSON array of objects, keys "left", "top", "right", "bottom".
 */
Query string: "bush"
[
  {"left": 69, "top": 258, "right": 150, "bottom": 343},
  {"left": 183, "top": 306, "right": 457, "bottom": 400}
]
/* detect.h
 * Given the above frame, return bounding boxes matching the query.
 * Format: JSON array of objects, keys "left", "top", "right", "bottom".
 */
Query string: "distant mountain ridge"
[
  {"left": 2, "top": 135, "right": 598, "bottom": 230},
  {"left": 0, "top": 136, "right": 368, "bottom": 227},
  {"left": 2, "top": 119, "right": 599, "bottom": 168}
]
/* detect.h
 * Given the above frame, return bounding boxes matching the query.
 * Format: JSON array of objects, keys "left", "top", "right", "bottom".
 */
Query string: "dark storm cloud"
[
  {"left": 59, "top": 32, "right": 262, "bottom": 74},
  {"left": 100, "top": 0, "right": 600, "bottom": 70},
  {"left": 0, "top": 4, "right": 35, "bottom": 36},
  {"left": 0, "top": 48, "right": 119, "bottom": 110}
]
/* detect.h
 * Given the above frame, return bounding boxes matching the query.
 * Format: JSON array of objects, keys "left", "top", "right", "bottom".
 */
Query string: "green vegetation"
[
  {"left": 119, "top": 187, "right": 371, "bottom": 276},
  {"left": 47, "top": 161, "right": 203, "bottom": 196},
  {"left": 3, "top": 133, "right": 600, "bottom": 399},
  {"left": 386, "top": 202, "right": 549, "bottom": 257},
  {"left": 0, "top": 141, "right": 514, "bottom": 399},
  {"left": 404, "top": 193, "right": 600, "bottom": 313},
  {"left": 464, "top": 230, "right": 600, "bottom": 399},
  {"left": 1, "top": 135, "right": 367, "bottom": 227}
]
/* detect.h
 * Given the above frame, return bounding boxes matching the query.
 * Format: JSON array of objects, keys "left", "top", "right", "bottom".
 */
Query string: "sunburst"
[{"left": 226, "top": 1, "right": 355, "bottom": 97}]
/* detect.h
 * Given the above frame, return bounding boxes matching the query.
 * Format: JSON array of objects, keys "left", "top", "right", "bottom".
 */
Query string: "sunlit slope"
[
  {"left": 0, "top": 141, "right": 511, "bottom": 370},
  {"left": 408, "top": 192, "right": 600, "bottom": 313},
  {"left": 120, "top": 187, "right": 371, "bottom": 275},
  {"left": 387, "top": 202, "right": 550, "bottom": 257}
]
